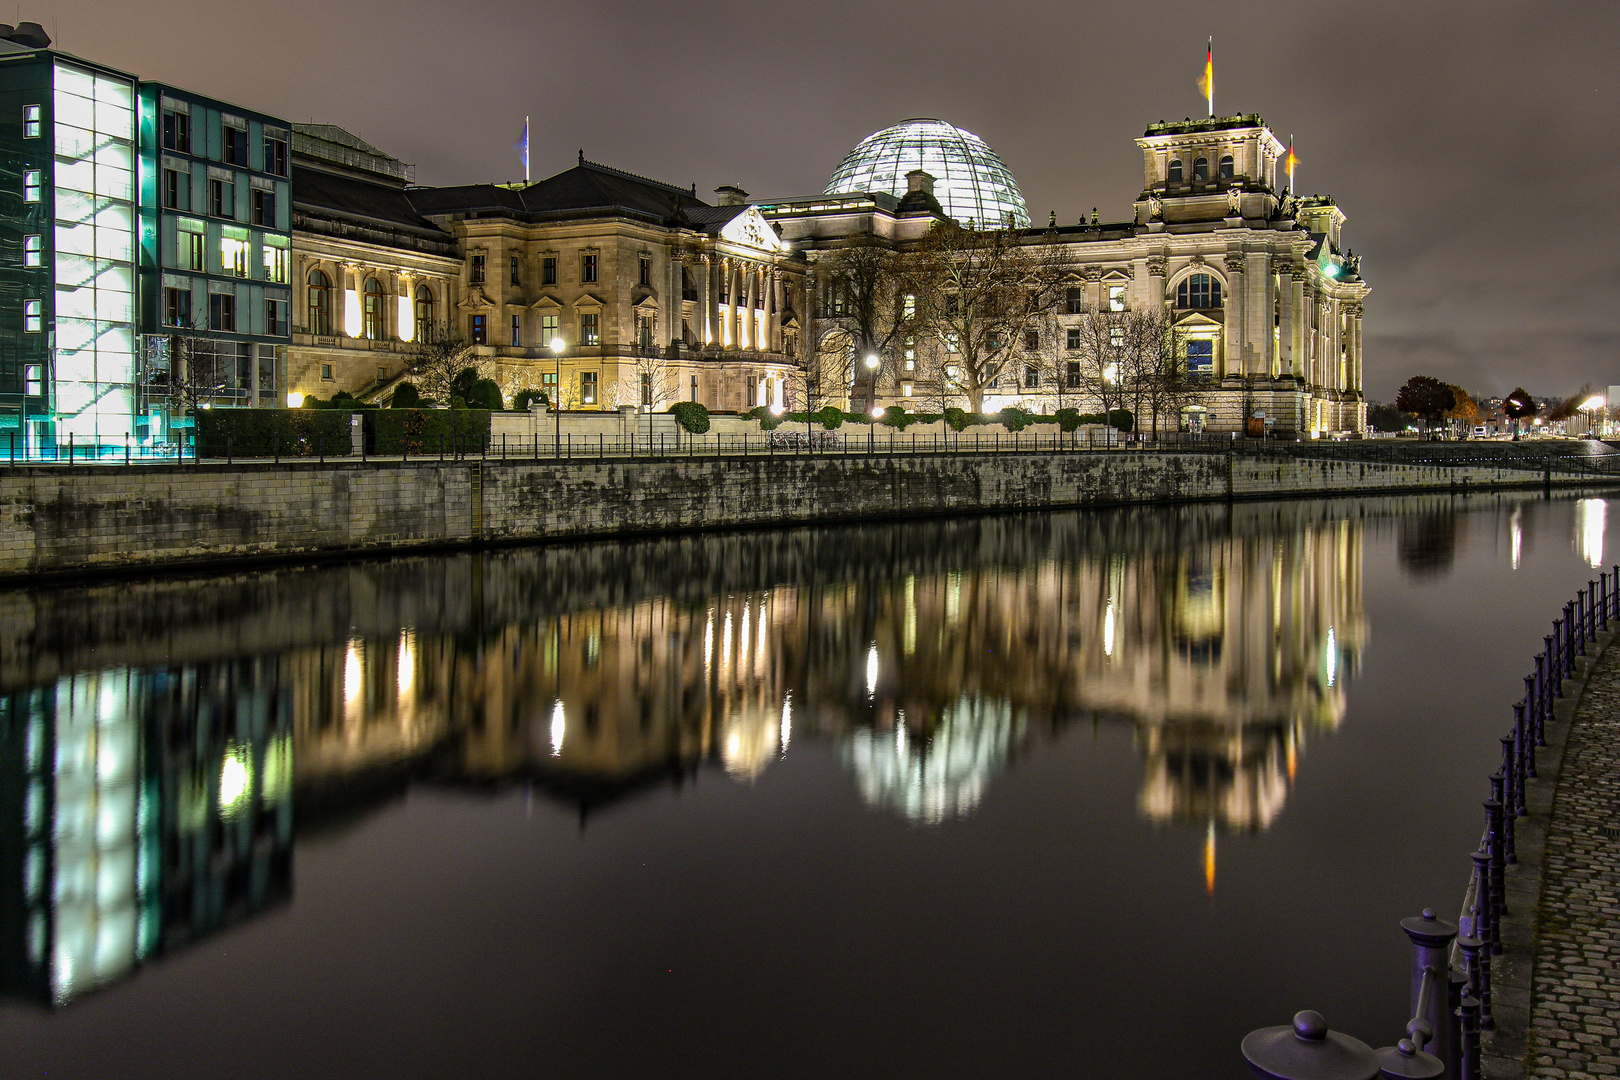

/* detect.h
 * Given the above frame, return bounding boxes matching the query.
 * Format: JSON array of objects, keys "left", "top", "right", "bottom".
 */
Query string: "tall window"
[
  {"left": 580, "top": 312, "right": 599, "bottom": 345},
  {"left": 263, "top": 241, "right": 289, "bottom": 283},
  {"left": 183, "top": 226, "right": 205, "bottom": 271},
  {"left": 266, "top": 298, "right": 288, "bottom": 336},
  {"left": 23, "top": 234, "right": 40, "bottom": 267},
  {"left": 1066, "top": 361, "right": 1082, "bottom": 388},
  {"left": 162, "top": 168, "right": 181, "bottom": 209},
  {"left": 641, "top": 373, "right": 652, "bottom": 405},
  {"left": 263, "top": 133, "right": 288, "bottom": 176},
  {"left": 23, "top": 364, "right": 41, "bottom": 395},
  {"left": 1024, "top": 330, "right": 1039, "bottom": 351},
  {"left": 23, "top": 170, "right": 39, "bottom": 203},
  {"left": 363, "top": 278, "right": 385, "bottom": 340},
  {"left": 580, "top": 371, "right": 597, "bottom": 404},
  {"left": 251, "top": 187, "right": 275, "bottom": 226},
  {"left": 1219, "top": 154, "right": 1234, "bottom": 179},
  {"left": 1108, "top": 284, "right": 1125, "bottom": 311},
  {"left": 307, "top": 269, "right": 332, "bottom": 336},
  {"left": 220, "top": 235, "right": 249, "bottom": 277},
  {"left": 638, "top": 255, "right": 651, "bottom": 287},
  {"left": 510, "top": 312, "right": 521, "bottom": 345},
  {"left": 414, "top": 285, "right": 435, "bottom": 339},
  {"left": 540, "top": 313, "right": 558, "bottom": 346},
  {"left": 469, "top": 253, "right": 485, "bottom": 284},
  {"left": 581, "top": 253, "right": 598, "bottom": 283},
  {"left": 209, "top": 292, "right": 236, "bottom": 332},
  {"left": 1176, "top": 273, "right": 1222, "bottom": 309},
  {"left": 1168, "top": 159, "right": 1183, "bottom": 183},
  {"left": 1066, "top": 327, "right": 1082, "bottom": 351},
  {"left": 23, "top": 299, "right": 41, "bottom": 333},
  {"left": 222, "top": 124, "right": 248, "bottom": 166},
  {"left": 1193, "top": 156, "right": 1209, "bottom": 181},
  {"left": 1066, "top": 287, "right": 1086, "bottom": 315},
  {"left": 22, "top": 104, "right": 39, "bottom": 138},
  {"left": 636, "top": 313, "right": 653, "bottom": 349},
  {"left": 209, "top": 177, "right": 233, "bottom": 217},
  {"left": 1025, "top": 365, "right": 1039, "bottom": 388},
  {"left": 469, "top": 313, "right": 487, "bottom": 344},
  {"left": 161, "top": 108, "right": 190, "bottom": 152},
  {"left": 541, "top": 255, "right": 557, "bottom": 285},
  {"left": 509, "top": 254, "right": 521, "bottom": 286},
  {"left": 1187, "top": 339, "right": 1214, "bottom": 377}
]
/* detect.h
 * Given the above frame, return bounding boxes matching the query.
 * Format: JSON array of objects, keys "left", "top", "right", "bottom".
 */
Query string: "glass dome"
[{"left": 825, "top": 118, "right": 1030, "bottom": 228}]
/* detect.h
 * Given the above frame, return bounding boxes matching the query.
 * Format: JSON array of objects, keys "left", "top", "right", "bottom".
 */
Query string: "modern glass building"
[
  {"left": 824, "top": 118, "right": 1030, "bottom": 229},
  {"left": 136, "top": 83, "right": 293, "bottom": 433}
]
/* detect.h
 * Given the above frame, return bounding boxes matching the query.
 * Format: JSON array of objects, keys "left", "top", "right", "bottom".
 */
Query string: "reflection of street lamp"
[{"left": 550, "top": 335, "right": 565, "bottom": 456}]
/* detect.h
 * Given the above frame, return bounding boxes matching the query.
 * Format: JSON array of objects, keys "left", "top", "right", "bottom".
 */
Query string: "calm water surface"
[{"left": 0, "top": 493, "right": 1612, "bottom": 1078}]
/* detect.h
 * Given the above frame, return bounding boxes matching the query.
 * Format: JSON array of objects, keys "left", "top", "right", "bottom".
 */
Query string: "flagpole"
[
  {"left": 1287, "top": 133, "right": 1294, "bottom": 192},
  {"left": 524, "top": 115, "right": 530, "bottom": 183},
  {"left": 1206, "top": 37, "right": 1213, "bottom": 118}
]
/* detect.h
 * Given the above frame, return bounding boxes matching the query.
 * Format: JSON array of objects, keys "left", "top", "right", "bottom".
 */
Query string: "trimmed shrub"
[
  {"left": 944, "top": 407, "right": 970, "bottom": 432},
  {"left": 1055, "top": 408, "right": 1081, "bottom": 432},
  {"left": 997, "top": 406, "right": 1033, "bottom": 432},
  {"left": 512, "top": 388, "right": 547, "bottom": 411},
  {"left": 449, "top": 367, "right": 481, "bottom": 402},
  {"left": 880, "top": 405, "right": 911, "bottom": 428},
  {"left": 369, "top": 409, "right": 492, "bottom": 455},
  {"left": 815, "top": 405, "right": 844, "bottom": 430},
  {"left": 671, "top": 401, "right": 711, "bottom": 434},
  {"left": 195, "top": 407, "right": 354, "bottom": 457},
  {"left": 391, "top": 382, "right": 423, "bottom": 409},
  {"left": 468, "top": 377, "right": 504, "bottom": 411}
]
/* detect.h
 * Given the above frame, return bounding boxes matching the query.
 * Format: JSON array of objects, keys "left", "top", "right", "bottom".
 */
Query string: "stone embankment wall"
[{"left": 0, "top": 452, "right": 1595, "bottom": 578}]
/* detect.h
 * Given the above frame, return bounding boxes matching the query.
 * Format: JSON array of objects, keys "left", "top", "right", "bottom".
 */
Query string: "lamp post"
[
  {"left": 863, "top": 352, "right": 880, "bottom": 415},
  {"left": 1580, "top": 394, "right": 1605, "bottom": 440},
  {"left": 550, "top": 335, "right": 565, "bottom": 457}
]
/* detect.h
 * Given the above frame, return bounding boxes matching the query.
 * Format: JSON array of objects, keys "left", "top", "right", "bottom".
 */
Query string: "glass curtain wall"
[{"left": 52, "top": 61, "right": 135, "bottom": 445}]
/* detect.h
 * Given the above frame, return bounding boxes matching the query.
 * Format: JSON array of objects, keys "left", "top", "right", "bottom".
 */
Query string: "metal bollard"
[
  {"left": 1536, "top": 651, "right": 1550, "bottom": 744},
  {"left": 1242, "top": 1011, "right": 1379, "bottom": 1080},
  {"left": 1496, "top": 757, "right": 1517, "bottom": 863},
  {"left": 1486, "top": 789, "right": 1508, "bottom": 931},
  {"left": 1517, "top": 698, "right": 1535, "bottom": 783},
  {"left": 1399, "top": 909, "right": 1458, "bottom": 1077},
  {"left": 1469, "top": 845, "right": 1495, "bottom": 961},
  {"left": 1458, "top": 994, "right": 1482, "bottom": 1080}
]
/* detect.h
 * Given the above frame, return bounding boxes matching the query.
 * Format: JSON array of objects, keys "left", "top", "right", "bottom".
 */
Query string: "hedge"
[
  {"left": 194, "top": 408, "right": 355, "bottom": 457},
  {"left": 370, "top": 409, "right": 492, "bottom": 455},
  {"left": 671, "top": 401, "right": 711, "bottom": 434}
]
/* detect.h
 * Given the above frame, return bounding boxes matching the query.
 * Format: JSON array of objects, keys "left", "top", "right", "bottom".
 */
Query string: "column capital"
[
  {"left": 1146, "top": 256, "right": 1168, "bottom": 278},
  {"left": 1223, "top": 252, "right": 1246, "bottom": 274}
]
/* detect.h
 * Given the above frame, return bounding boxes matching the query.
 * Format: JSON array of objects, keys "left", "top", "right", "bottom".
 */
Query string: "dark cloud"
[{"left": 52, "top": 0, "right": 1620, "bottom": 401}]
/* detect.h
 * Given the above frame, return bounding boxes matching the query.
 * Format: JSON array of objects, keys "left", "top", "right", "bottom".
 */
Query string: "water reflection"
[{"left": 0, "top": 497, "right": 1410, "bottom": 1005}]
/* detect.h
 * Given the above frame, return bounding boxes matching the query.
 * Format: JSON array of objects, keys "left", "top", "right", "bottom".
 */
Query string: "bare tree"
[
  {"left": 621, "top": 349, "right": 676, "bottom": 412},
  {"left": 814, "top": 244, "right": 908, "bottom": 412},
  {"left": 806, "top": 328, "right": 855, "bottom": 414},
  {"left": 401, "top": 322, "right": 478, "bottom": 403},
  {"left": 157, "top": 321, "right": 235, "bottom": 414},
  {"left": 1133, "top": 307, "right": 1204, "bottom": 439},
  {"left": 1067, "top": 307, "right": 1131, "bottom": 421},
  {"left": 895, "top": 221, "right": 1067, "bottom": 413}
]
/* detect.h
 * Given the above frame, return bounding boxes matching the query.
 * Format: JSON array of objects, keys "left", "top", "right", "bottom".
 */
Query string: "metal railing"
[{"left": 1242, "top": 568, "right": 1620, "bottom": 1080}]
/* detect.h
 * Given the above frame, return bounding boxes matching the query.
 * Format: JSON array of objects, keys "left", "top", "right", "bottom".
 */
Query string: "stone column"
[
  {"left": 1290, "top": 269, "right": 1306, "bottom": 380},
  {"left": 1223, "top": 253, "right": 1245, "bottom": 380},
  {"left": 700, "top": 253, "right": 715, "bottom": 346},
  {"left": 1245, "top": 251, "right": 1271, "bottom": 379},
  {"left": 668, "top": 251, "right": 684, "bottom": 347},
  {"left": 1084, "top": 267, "right": 1103, "bottom": 312},
  {"left": 770, "top": 269, "right": 784, "bottom": 353},
  {"left": 1146, "top": 256, "right": 1167, "bottom": 308},
  {"left": 1327, "top": 299, "right": 1343, "bottom": 390},
  {"left": 1277, "top": 264, "right": 1295, "bottom": 380},
  {"left": 743, "top": 264, "right": 756, "bottom": 350}
]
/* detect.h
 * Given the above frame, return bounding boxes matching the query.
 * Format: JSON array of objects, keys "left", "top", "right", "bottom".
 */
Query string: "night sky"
[{"left": 54, "top": 0, "right": 1619, "bottom": 401}]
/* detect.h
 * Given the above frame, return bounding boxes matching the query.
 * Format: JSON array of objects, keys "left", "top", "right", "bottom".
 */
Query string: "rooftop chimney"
[
  {"left": 905, "top": 170, "right": 935, "bottom": 195},
  {"left": 713, "top": 185, "right": 749, "bottom": 206},
  {"left": 10, "top": 22, "right": 50, "bottom": 48}
]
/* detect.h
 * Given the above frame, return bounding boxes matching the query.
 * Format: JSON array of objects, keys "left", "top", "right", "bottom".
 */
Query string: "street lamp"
[
  {"left": 863, "top": 352, "right": 880, "bottom": 415},
  {"left": 550, "top": 335, "right": 565, "bottom": 457},
  {"left": 1581, "top": 394, "right": 1606, "bottom": 439}
]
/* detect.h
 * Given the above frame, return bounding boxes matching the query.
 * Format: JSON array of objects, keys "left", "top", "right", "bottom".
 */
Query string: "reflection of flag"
[{"left": 1197, "top": 38, "right": 1213, "bottom": 116}]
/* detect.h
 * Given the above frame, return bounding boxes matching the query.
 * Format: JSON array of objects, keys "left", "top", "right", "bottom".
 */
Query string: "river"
[{"left": 0, "top": 492, "right": 1609, "bottom": 1078}]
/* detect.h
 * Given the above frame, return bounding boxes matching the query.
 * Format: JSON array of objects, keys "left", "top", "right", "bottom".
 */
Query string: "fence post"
[
  {"left": 1486, "top": 787, "right": 1508, "bottom": 928},
  {"left": 67, "top": 432, "right": 73, "bottom": 467},
  {"left": 124, "top": 434, "right": 130, "bottom": 466},
  {"left": 319, "top": 431, "right": 325, "bottom": 464},
  {"left": 1401, "top": 909, "right": 1459, "bottom": 1078},
  {"left": 276, "top": 434, "right": 281, "bottom": 464},
  {"left": 1496, "top": 754, "right": 1517, "bottom": 863},
  {"left": 1517, "top": 696, "right": 1535, "bottom": 782},
  {"left": 227, "top": 432, "right": 233, "bottom": 465}
]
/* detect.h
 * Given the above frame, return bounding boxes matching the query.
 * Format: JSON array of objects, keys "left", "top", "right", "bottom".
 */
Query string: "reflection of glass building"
[
  {"left": 824, "top": 119, "right": 1030, "bottom": 228},
  {"left": 0, "top": 663, "right": 291, "bottom": 1006},
  {"left": 843, "top": 697, "right": 1021, "bottom": 824}
]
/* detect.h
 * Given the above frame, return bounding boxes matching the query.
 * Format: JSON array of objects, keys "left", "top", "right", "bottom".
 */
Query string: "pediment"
[
  {"left": 719, "top": 206, "right": 785, "bottom": 253},
  {"left": 1100, "top": 268, "right": 1131, "bottom": 281},
  {"left": 530, "top": 293, "right": 564, "bottom": 311},
  {"left": 571, "top": 292, "right": 605, "bottom": 311},
  {"left": 1174, "top": 312, "right": 1223, "bottom": 329},
  {"left": 634, "top": 293, "right": 659, "bottom": 310}
]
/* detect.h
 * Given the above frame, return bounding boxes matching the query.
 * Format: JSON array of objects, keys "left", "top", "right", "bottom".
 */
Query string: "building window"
[
  {"left": 1168, "top": 159, "right": 1183, "bottom": 183},
  {"left": 162, "top": 168, "right": 181, "bottom": 209},
  {"left": 1176, "top": 273, "right": 1222, "bottom": 309},
  {"left": 1066, "top": 287, "right": 1086, "bottom": 315},
  {"left": 209, "top": 177, "right": 233, "bottom": 218},
  {"left": 184, "top": 228, "right": 205, "bottom": 271},
  {"left": 221, "top": 235, "right": 249, "bottom": 277},
  {"left": 251, "top": 188, "right": 275, "bottom": 226},
  {"left": 22, "top": 104, "right": 39, "bottom": 139},
  {"left": 1067, "top": 361, "right": 1082, "bottom": 388},
  {"left": 23, "top": 364, "right": 41, "bottom": 396},
  {"left": 1024, "top": 330, "right": 1039, "bottom": 351},
  {"left": 640, "top": 372, "right": 653, "bottom": 405},
  {"left": 636, "top": 313, "right": 653, "bottom": 349},
  {"left": 23, "top": 234, "right": 40, "bottom": 267},
  {"left": 263, "top": 242, "right": 289, "bottom": 283},
  {"left": 745, "top": 374, "right": 756, "bottom": 404},
  {"left": 377, "top": 365, "right": 387, "bottom": 382},
  {"left": 541, "top": 255, "right": 557, "bottom": 285},
  {"left": 362, "top": 278, "right": 386, "bottom": 339},
  {"left": 1025, "top": 365, "right": 1039, "bottom": 388},
  {"left": 511, "top": 312, "right": 521, "bottom": 345},
  {"left": 23, "top": 170, "right": 39, "bottom": 203},
  {"left": 23, "top": 299, "right": 41, "bottom": 333},
  {"left": 1066, "top": 327, "right": 1082, "bottom": 350},
  {"left": 321, "top": 363, "right": 333, "bottom": 380},
  {"left": 580, "top": 312, "right": 599, "bottom": 345},
  {"left": 1219, "top": 154, "right": 1234, "bottom": 179},
  {"left": 581, "top": 253, "right": 598, "bottom": 283},
  {"left": 469, "top": 313, "right": 487, "bottom": 344},
  {"left": 469, "top": 253, "right": 485, "bottom": 284},
  {"left": 638, "top": 255, "right": 651, "bottom": 287},
  {"left": 580, "top": 370, "right": 597, "bottom": 405},
  {"left": 784, "top": 331, "right": 797, "bottom": 358},
  {"left": 1187, "top": 338, "right": 1214, "bottom": 378},
  {"left": 1193, "top": 156, "right": 1209, "bottom": 181},
  {"left": 161, "top": 109, "right": 189, "bottom": 153},
  {"left": 902, "top": 382, "right": 913, "bottom": 398},
  {"left": 263, "top": 133, "right": 288, "bottom": 176},
  {"left": 690, "top": 375, "right": 698, "bottom": 401},
  {"left": 163, "top": 287, "right": 189, "bottom": 326},
  {"left": 222, "top": 125, "right": 248, "bottom": 166},
  {"left": 1109, "top": 328, "right": 1124, "bottom": 350},
  {"left": 540, "top": 313, "right": 558, "bottom": 346},
  {"left": 509, "top": 254, "right": 520, "bottom": 286},
  {"left": 209, "top": 292, "right": 236, "bottom": 331},
  {"left": 415, "top": 285, "right": 435, "bottom": 338},
  {"left": 307, "top": 269, "right": 332, "bottom": 336},
  {"left": 1108, "top": 284, "right": 1125, "bottom": 311},
  {"left": 266, "top": 298, "right": 288, "bottom": 336}
]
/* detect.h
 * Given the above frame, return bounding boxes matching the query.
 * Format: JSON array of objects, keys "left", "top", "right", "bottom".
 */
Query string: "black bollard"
[
  {"left": 1458, "top": 995, "right": 1482, "bottom": 1080},
  {"left": 1486, "top": 785, "right": 1507, "bottom": 926},
  {"left": 1517, "top": 698, "right": 1535, "bottom": 783},
  {"left": 1399, "top": 909, "right": 1458, "bottom": 1077},
  {"left": 1495, "top": 758, "right": 1516, "bottom": 863},
  {"left": 1241, "top": 1010, "right": 1379, "bottom": 1080}
]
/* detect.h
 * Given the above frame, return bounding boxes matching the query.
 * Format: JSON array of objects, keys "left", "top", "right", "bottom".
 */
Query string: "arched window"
[
  {"left": 1167, "top": 159, "right": 1183, "bottom": 183},
  {"left": 363, "top": 278, "right": 386, "bottom": 340},
  {"left": 1176, "top": 273, "right": 1222, "bottom": 310},
  {"left": 307, "top": 269, "right": 331, "bottom": 336},
  {"left": 414, "top": 284, "right": 435, "bottom": 342},
  {"left": 1219, "top": 154, "right": 1234, "bottom": 179},
  {"left": 1193, "top": 157, "right": 1209, "bottom": 181}
]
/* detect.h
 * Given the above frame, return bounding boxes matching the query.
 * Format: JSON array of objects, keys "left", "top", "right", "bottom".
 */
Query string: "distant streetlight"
[{"left": 550, "top": 336, "right": 565, "bottom": 456}]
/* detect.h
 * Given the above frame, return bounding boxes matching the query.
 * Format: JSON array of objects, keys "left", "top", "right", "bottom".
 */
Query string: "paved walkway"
[{"left": 1519, "top": 636, "right": 1620, "bottom": 1079}]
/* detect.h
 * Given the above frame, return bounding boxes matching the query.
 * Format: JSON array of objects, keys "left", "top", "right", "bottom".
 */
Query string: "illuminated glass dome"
[{"left": 825, "top": 119, "right": 1030, "bottom": 228}]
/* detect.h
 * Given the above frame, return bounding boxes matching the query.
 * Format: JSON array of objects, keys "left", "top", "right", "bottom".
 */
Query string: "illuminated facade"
[
  {"left": 136, "top": 83, "right": 293, "bottom": 428},
  {"left": 769, "top": 114, "right": 1370, "bottom": 438}
]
